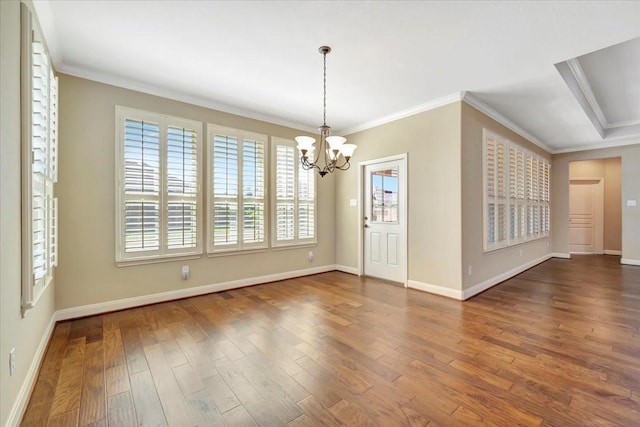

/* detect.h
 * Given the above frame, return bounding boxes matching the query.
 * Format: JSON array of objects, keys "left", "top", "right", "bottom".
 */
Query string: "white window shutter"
[
  {"left": 207, "top": 126, "right": 267, "bottom": 253},
  {"left": 212, "top": 133, "right": 239, "bottom": 247},
  {"left": 116, "top": 107, "right": 202, "bottom": 262},
  {"left": 242, "top": 138, "right": 265, "bottom": 244},
  {"left": 276, "top": 144, "right": 295, "bottom": 242},
  {"left": 166, "top": 125, "right": 199, "bottom": 249},
  {"left": 484, "top": 129, "right": 551, "bottom": 251},
  {"left": 298, "top": 160, "right": 315, "bottom": 240},
  {"left": 271, "top": 137, "right": 317, "bottom": 246},
  {"left": 123, "top": 118, "right": 161, "bottom": 252}
]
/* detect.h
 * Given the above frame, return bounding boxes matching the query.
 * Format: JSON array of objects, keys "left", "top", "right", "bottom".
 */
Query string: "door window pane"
[{"left": 371, "top": 167, "right": 399, "bottom": 223}]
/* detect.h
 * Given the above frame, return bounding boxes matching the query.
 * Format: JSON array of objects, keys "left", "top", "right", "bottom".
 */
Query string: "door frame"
[
  {"left": 357, "top": 153, "right": 408, "bottom": 286},
  {"left": 569, "top": 177, "right": 604, "bottom": 254}
]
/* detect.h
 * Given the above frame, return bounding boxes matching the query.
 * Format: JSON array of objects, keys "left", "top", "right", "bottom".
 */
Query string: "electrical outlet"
[
  {"left": 519, "top": 248, "right": 523, "bottom": 257},
  {"left": 181, "top": 265, "right": 190, "bottom": 280},
  {"left": 9, "top": 348, "right": 15, "bottom": 376},
  {"left": 308, "top": 251, "right": 314, "bottom": 262},
  {"left": 468, "top": 265, "right": 472, "bottom": 276}
]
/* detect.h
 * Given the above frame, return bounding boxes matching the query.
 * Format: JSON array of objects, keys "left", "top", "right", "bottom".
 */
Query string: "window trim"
[
  {"left": 206, "top": 124, "right": 268, "bottom": 254},
  {"left": 115, "top": 106, "right": 203, "bottom": 265},
  {"left": 483, "top": 129, "right": 550, "bottom": 253},
  {"left": 270, "top": 137, "right": 318, "bottom": 248}
]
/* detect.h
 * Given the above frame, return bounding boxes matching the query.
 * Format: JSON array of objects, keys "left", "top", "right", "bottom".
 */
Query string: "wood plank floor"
[{"left": 21, "top": 255, "right": 640, "bottom": 426}]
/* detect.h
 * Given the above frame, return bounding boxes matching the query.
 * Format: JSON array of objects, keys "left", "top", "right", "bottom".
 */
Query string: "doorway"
[
  {"left": 568, "top": 157, "right": 622, "bottom": 256},
  {"left": 359, "top": 155, "right": 407, "bottom": 285},
  {"left": 569, "top": 179, "right": 603, "bottom": 254}
]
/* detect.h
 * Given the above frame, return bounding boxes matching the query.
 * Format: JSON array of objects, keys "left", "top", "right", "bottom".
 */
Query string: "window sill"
[
  {"left": 483, "top": 234, "right": 550, "bottom": 254},
  {"left": 207, "top": 247, "right": 269, "bottom": 258},
  {"left": 116, "top": 252, "right": 202, "bottom": 267},
  {"left": 271, "top": 241, "right": 318, "bottom": 251}
]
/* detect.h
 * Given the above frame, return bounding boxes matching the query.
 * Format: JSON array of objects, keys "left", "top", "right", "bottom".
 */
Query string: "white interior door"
[
  {"left": 363, "top": 158, "right": 407, "bottom": 284},
  {"left": 569, "top": 179, "right": 603, "bottom": 254}
]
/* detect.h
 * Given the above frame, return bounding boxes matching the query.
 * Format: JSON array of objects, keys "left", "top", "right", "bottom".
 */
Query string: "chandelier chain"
[{"left": 323, "top": 50, "right": 327, "bottom": 126}]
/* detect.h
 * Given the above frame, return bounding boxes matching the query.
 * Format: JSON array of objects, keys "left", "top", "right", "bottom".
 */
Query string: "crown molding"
[
  {"left": 462, "top": 92, "right": 553, "bottom": 153},
  {"left": 338, "top": 92, "right": 466, "bottom": 136},
  {"left": 566, "top": 58, "right": 609, "bottom": 129},
  {"left": 551, "top": 135, "right": 640, "bottom": 154},
  {"left": 55, "top": 64, "right": 319, "bottom": 135}
]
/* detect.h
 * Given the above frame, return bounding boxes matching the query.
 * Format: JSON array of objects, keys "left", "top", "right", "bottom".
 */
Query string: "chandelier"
[{"left": 296, "top": 46, "right": 357, "bottom": 177}]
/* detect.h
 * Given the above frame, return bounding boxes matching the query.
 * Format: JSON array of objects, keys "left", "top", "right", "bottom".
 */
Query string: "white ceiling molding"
[
  {"left": 338, "top": 92, "right": 466, "bottom": 136},
  {"left": 566, "top": 59, "right": 609, "bottom": 129},
  {"left": 462, "top": 93, "right": 553, "bottom": 153},
  {"left": 607, "top": 118, "right": 640, "bottom": 129},
  {"left": 555, "top": 60, "right": 605, "bottom": 138},
  {"left": 552, "top": 136, "right": 640, "bottom": 154}
]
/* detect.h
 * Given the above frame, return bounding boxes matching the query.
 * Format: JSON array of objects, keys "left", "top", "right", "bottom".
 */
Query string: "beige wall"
[
  {"left": 461, "top": 103, "right": 552, "bottom": 290},
  {"left": 56, "top": 74, "right": 336, "bottom": 310},
  {"left": 569, "top": 158, "right": 622, "bottom": 253},
  {"left": 1, "top": 1, "right": 57, "bottom": 425},
  {"left": 553, "top": 144, "right": 640, "bottom": 262},
  {"left": 336, "top": 102, "right": 463, "bottom": 290}
]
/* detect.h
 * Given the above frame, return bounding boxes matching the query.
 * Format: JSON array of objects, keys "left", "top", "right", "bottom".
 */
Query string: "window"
[
  {"left": 483, "top": 129, "right": 550, "bottom": 252},
  {"left": 21, "top": 4, "right": 58, "bottom": 311},
  {"left": 207, "top": 125, "right": 267, "bottom": 253},
  {"left": 115, "top": 107, "right": 202, "bottom": 263},
  {"left": 271, "top": 137, "right": 316, "bottom": 246}
]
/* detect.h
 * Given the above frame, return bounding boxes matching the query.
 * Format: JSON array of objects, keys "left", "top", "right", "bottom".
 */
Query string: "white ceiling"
[{"left": 33, "top": 0, "right": 640, "bottom": 153}]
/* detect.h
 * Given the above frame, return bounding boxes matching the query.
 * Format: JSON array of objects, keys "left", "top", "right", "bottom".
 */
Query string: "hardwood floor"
[{"left": 21, "top": 255, "right": 640, "bottom": 426}]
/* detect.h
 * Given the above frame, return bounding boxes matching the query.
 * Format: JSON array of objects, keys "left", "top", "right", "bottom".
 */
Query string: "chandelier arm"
[{"left": 335, "top": 160, "right": 352, "bottom": 171}]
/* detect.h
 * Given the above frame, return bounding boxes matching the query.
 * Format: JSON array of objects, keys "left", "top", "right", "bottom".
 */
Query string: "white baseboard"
[
  {"left": 407, "top": 280, "right": 463, "bottom": 300},
  {"left": 6, "top": 313, "right": 56, "bottom": 427},
  {"left": 56, "top": 265, "right": 336, "bottom": 321},
  {"left": 462, "top": 254, "right": 552, "bottom": 300},
  {"left": 604, "top": 250, "right": 622, "bottom": 256},
  {"left": 551, "top": 252, "right": 571, "bottom": 259},
  {"left": 621, "top": 258, "right": 640, "bottom": 266},
  {"left": 334, "top": 264, "right": 359, "bottom": 275}
]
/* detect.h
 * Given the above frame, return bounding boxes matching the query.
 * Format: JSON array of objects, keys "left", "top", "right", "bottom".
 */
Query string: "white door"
[
  {"left": 569, "top": 180, "right": 603, "bottom": 254},
  {"left": 363, "top": 158, "right": 407, "bottom": 283}
]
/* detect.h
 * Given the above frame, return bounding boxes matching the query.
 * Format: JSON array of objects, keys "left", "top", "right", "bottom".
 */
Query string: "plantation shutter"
[
  {"left": 207, "top": 125, "right": 267, "bottom": 253},
  {"left": 495, "top": 141, "right": 507, "bottom": 245},
  {"left": 31, "top": 40, "right": 49, "bottom": 283},
  {"left": 271, "top": 137, "right": 317, "bottom": 246},
  {"left": 242, "top": 138, "right": 265, "bottom": 244},
  {"left": 542, "top": 162, "right": 550, "bottom": 234},
  {"left": 22, "top": 4, "right": 59, "bottom": 311},
  {"left": 486, "top": 137, "right": 496, "bottom": 245},
  {"left": 275, "top": 144, "right": 295, "bottom": 242},
  {"left": 508, "top": 147, "right": 526, "bottom": 242},
  {"left": 484, "top": 133, "right": 507, "bottom": 249},
  {"left": 167, "top": 125, "right": 199, "bottom": 249},
  {"left": 123, "top": 118, "right": 161, "bottom": 252},
  {"left": 116, "top": 107, "right": 202, "bottom": 262},
  {"left": 298, "top": 159, "right": 315, "bottom": 240},
  {"left": 212, "top": 134, "right": 239, "bottom": 248}
]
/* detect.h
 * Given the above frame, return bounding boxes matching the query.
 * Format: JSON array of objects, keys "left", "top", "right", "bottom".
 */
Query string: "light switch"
[
  {"left": 627, "top": 200, "right": 637, "bottom": 207},
  {"left": 349, "top": 198, "right": 357, "bottom": 207}
]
